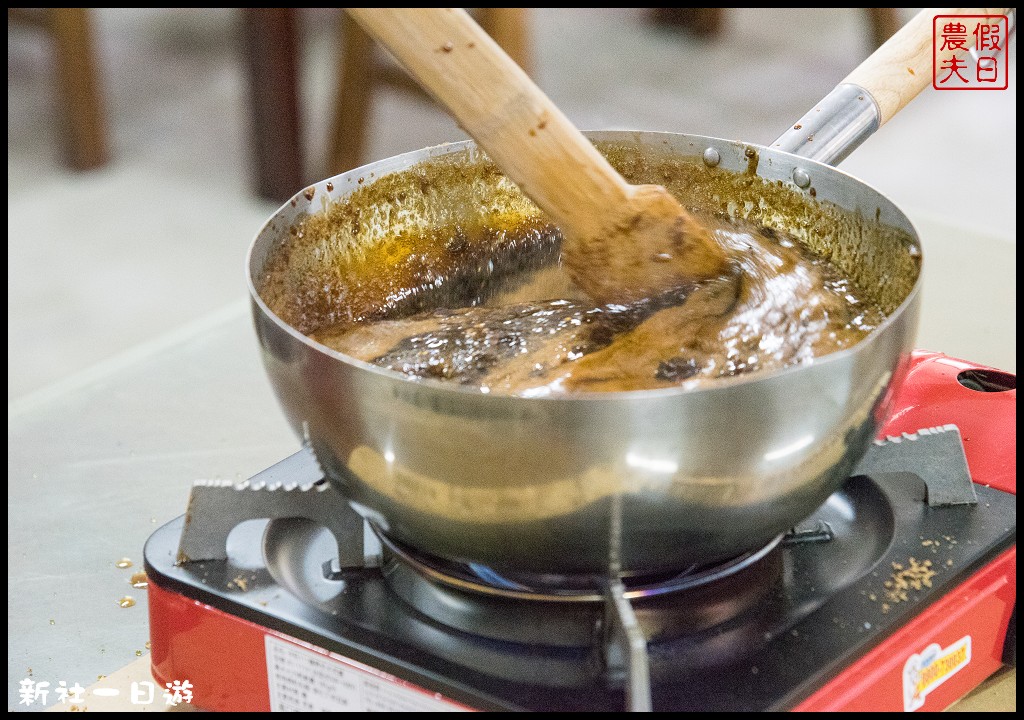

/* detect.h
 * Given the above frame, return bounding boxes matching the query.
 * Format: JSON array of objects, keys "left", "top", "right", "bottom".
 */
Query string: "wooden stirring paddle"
[{"left": 347, "top": 8, "right": 730, "bottom": 305}]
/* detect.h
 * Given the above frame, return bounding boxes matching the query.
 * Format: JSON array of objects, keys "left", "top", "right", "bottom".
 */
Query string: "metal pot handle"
[{"left": 773, "top": 7, "right": 1012, "bottom": 166}]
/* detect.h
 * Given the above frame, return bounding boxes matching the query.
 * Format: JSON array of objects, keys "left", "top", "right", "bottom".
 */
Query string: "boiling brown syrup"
[{"left": 310, "top": 213, "right": 885, "bottom": 395}]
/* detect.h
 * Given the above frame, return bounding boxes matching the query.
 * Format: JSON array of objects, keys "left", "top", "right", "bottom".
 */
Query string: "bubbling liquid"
[{"left": 310, "top": 212, "right": 886, "bottom": 395}]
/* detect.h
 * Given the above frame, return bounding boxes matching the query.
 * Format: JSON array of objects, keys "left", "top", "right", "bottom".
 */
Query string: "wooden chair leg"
[
  {"left": 865, "top": 8, "right": 902, "bottom": 49},
  {"left": 49, "top": 8, "right": 108, "bottom": 170},
  {"left": 329, "top": 15, "right": 376, "bottom": 175},
  {"left": 329, "top": 9, "right": 532, "bottom": 174},
  {"left": 649, "top": 8, "right": 725, "bottom": 38},
  {"left": 242, "top": 8, "right": 305, "bottom": 202},
  {"left": 477, "top": 8, "right": 532, "bottom": 76}
]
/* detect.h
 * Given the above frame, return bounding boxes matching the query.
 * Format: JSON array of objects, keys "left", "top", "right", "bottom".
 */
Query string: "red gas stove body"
[
  {"left": 146, "top": 351, "right": 1016, "bottom": 712},
  {"left": 797, "top": 351, "right": 1017, "bottom": 711}
]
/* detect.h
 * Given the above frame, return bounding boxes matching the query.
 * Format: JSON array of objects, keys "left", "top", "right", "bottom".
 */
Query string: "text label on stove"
[{"left": 902, "top": 636, "right": 972, "bottom": 711}]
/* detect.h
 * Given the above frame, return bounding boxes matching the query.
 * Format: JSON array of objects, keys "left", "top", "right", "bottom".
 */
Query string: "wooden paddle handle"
[
  {"left": 346, "top": 8, "right": 634, "bottom": 241},
  {"left": 844, "top": 7, "right": 1008, "bottom": 126}
]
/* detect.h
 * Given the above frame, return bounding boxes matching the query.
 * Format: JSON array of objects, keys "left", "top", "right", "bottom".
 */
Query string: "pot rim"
[{"left": 246, "top": 130, "right": 922, "bottom": 403}]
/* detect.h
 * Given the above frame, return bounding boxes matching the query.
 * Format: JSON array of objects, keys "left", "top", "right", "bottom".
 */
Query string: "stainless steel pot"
[
  {"left": 243, "top": 12, "right": 964, "bottom": 577},
  {"left": 247, "top": 125, "right": 920, "bottom": 576}
]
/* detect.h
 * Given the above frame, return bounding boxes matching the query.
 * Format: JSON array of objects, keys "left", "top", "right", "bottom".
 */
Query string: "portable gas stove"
[{"left": 145, "top": 351, "right": 1015, "bottom": 712}]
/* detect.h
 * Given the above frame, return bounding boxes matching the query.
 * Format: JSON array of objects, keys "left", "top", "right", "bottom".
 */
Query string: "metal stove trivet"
[{"left": 166, "top": 424, "right": 997, "bottom": 712}]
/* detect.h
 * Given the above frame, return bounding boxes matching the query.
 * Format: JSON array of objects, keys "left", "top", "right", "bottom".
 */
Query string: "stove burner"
[
  {"left": 379, "top": 526, "right": 785, "bottom": 647},
  {"left": 377, "top": 527, "right": 784, "bottom": 603}
]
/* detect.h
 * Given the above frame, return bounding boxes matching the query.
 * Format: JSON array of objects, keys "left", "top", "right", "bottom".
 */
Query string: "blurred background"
[{"left": 7, "top": 8, "right": 1016, "bottom": 402}]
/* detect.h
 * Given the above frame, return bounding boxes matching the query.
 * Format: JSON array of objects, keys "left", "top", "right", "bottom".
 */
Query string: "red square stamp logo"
[{"left": 933, "top": 14, "right": 1009, "bottom": 90}]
